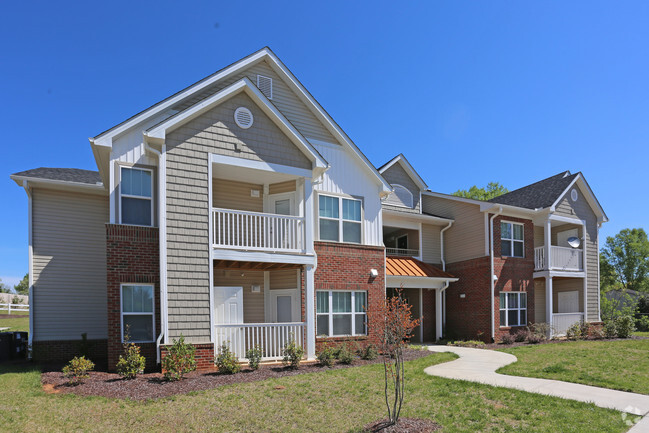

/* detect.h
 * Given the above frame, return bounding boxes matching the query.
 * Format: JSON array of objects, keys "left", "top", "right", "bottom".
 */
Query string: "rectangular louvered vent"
[{"left": 257, "top": 75, "right": 273, "bottom": 99}]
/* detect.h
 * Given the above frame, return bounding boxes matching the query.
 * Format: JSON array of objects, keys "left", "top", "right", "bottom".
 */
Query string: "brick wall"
[
  {"left": 106, "top": 224, "right": 160, "bottom": 372},
  {"left": 160, "top": 343, "right": 214, "bottom": 371},
  {"left": 312, "top": 242, "right": 385, "bottom": 350},
  {"left": 421, "top": 289, "right": 436, "bottom": 342},
  {"left": 32, "top": 339, "right": 108, "bottom": 368}
]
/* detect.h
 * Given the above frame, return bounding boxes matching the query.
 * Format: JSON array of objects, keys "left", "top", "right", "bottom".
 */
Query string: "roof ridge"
[{"left": 493, "top": 171, "right": 572, "bottom": 200}]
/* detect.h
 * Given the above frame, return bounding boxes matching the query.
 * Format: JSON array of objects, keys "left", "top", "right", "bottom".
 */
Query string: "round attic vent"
[
  {"left": 234, "top": 107, "right": 253, "bottom": 129},
  {"left": 571, "top": 188, "right": 578, "bottom": 202}
]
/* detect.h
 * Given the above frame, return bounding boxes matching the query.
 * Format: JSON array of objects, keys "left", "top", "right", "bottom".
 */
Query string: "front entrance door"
[
  {"left": 213, "top": 286, "right": 244, "bottom": 356},
  {"left": 270, "top": 289, "right": 300, "bottom": 322}
]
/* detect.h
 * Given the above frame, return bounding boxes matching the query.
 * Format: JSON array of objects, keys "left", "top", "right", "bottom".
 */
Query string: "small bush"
[
  {"left": 566, "top": 322, "right": 584, "bottom": 340},
  {"left": 162, "top": 335, "right": 196, "bottom": 381},
  {"left": 528, "top": 322, "right": 551, "bottom": 341},
  {"left": 282, "top": 337, "right": 304, "bottom": 369},
  {"left": 317, "top": 343, "right": 336, "bottom": 367},
  {"left": 448, "top": 340, "right": 485, "bottom": 348},
  {"left": 116, "top": 342, "right": 146, "bottom": 379},
  {"left": 636, "top": 315, "right": 649, "bottom": 332},
  {"left": 62, "top": 356, "right": 95, "bottom": 385},
  {"left": 500, "top": 334, "right": 514, "bottom": 345},
  {"left": 337, "top": 344, "right": 354, "bottom": 365},
  {"left": 603, "top": 320, "right": 617, "bottom": 339},
  {"left": 513, "top": 329, "right": 529, "bottom": 342},
  {"left": 526, "top": 333, "right": 542, "bottom": 344},
  {"left": 616, "top": 315, "right": 635, "bottom": 339},
  {"left": 215, "top": 342, "right": 240, "bottom": 374},
  {"left": 359, "top": 343, "right": 378, "bottom": 360},
  {"left": 245, "top": 345, "right": 262, "bottom": 370},
  {"left": 589, "top": 325, "right": 605, "bottom": 339}
]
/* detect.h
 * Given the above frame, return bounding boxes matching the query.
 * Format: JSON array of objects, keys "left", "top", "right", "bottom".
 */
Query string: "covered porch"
[{"left": 534, "top": 276, "right": 585, "bottom": 336}]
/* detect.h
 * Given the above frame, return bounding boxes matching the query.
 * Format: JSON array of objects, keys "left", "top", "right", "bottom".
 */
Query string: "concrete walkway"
[{"left": 424, "top": 345, "right": 649, "bottom": 432}]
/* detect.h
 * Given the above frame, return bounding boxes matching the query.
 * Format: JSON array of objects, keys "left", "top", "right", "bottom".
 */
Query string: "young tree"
[
  {"left": 0, "top": 278, "right": 10, "bottom": 294},
  {"left": 366, "top": 289, "right": 420, "bottom": 426},
  {"left": 452, "top": 182, "right": 508, "bottom": 201},
  {"left": 600, "top": 228, "right": 649, "bottom": 293},
  {"left": 14, "top": 274, "right": 29, "bottom": 296}
]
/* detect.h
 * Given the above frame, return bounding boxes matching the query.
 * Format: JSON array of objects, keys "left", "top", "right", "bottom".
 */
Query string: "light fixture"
[
  {"left": 492, "top": 274, "right": 498, "bottom": 281},
  {"left": 460, "top": 294, "right": 466, "bottom": 298},
  {"left": 370, "top": 269, "right": 379, "bottom": 277}
]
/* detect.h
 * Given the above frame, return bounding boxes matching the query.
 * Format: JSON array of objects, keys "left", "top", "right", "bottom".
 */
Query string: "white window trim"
[
  {"left": 499, "top": 291, "right": 527, "bottom": 327},
  {"left": 120, "top": 283, "right": 156, "bottom": 343},
  {"left": 316, "top": 290, "right": 367, "bottom": 337},
  {"left": 317, "top": 193, "right": 363, "bottom": 244},
  {"left": 119, "top": 166, "right": 154, "bottom": 227},
  {"left": 501, "top": 220, "right": 524, "bottom": 258},
  {"left": 390, "top": 184, "right": 414, "bottom": 208}
]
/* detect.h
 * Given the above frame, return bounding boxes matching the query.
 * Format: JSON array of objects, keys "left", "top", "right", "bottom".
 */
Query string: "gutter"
[
  {"left": 489, "top": 206, "right": 503, "bottom": 341},
  {"left": 440, "top": 220, "right": 453, "bottom": 271},
  {"left": 22, "top": 181, "right": 34, "bottom": 356}
]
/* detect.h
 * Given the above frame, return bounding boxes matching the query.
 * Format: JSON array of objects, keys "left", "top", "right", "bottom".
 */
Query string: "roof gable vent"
[
  {"left": 234, "top": 107, "right": 253, "bottom": 129},
  {"left": 257, "top": 75, "right": 273, "bottom": 99}
]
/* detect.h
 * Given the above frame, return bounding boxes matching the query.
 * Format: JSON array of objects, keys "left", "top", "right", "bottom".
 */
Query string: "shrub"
[
  {"left": 245, "top": 345, "right": 262, "bottom": 370},
  {"left": 359, "top": 343, "right": 378, "bottom": 360},
  {"left": 603, "top": 320, "right": 617, "bottom": 338},
  {"left": 282, "top": 337, "right": 304, "bottom": 369},
  {"left": 528, "top": 322, "right": 551, "bottom": 341},
  {"left": 615, "top": 315, "right": 635, "bottom": 338},
  {"left": 162, "top": 335, "right": 196, "bottom": 381},
  {"left": 526, "top": 333, "right": 542, "bottom": 344},
  {"left": 116, "top": 342, "right": 146, "bottom": 379},
  {"left": 448, "top": 340, "right": 485, "bottom": 348},
  {"left": 566, "top": 322, "right": 584, "bottom": 340},
  {"left": 589, "top": 325, "right": 605, "bottom": 339},
  {"left": 317, "top": 343, "right": 336, "bottom": 367},
  {"left": 337, "top": 343, "right": 354, "bottom": 365},
  {"left": 636, "top": 315, "right": 649, "bottom": 332},
  {"left": 513, "top": 329, "right": 529, "bottom": 342},
  {"left": 215, "top": 342, "right": 240, "bottom": 374},
  {"left": 500, "top": 334, "right": 514, "bottom": 345},
  {"left": 62, "top": 356, "right": 95, "bottom": 385}
]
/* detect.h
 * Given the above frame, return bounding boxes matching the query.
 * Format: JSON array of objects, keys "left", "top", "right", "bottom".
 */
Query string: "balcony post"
[
  {"left": 545, "top": 276, "right": 553, "bottom": 337},
  {"left": 544, "top": 219, "right": 552, "bottom": 270},
  {"left": 305, "top": 264, "right": 316, "bottom": 360},
  {"left": 303, "top": 178, "right": 313, "bottom": 253}
]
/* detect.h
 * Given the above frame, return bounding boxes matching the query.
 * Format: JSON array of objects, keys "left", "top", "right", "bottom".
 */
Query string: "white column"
[
  {"left": 545, "top": 276, "right": 553, "bottom": 336},
  {"left": 303, "top": 179, "right": 314, "bottom": 253},
  {"left": 305, "top": 264, "right": 316, "bottom": 360},
  {"left": 545, "top": 219, "right": 552, "bottom": 270},
  {"left": 436, "top": 288, "right": 443, "bottom": 341},
  {"left": 582, "top": 225, "right": 588, "bottom": 321}
]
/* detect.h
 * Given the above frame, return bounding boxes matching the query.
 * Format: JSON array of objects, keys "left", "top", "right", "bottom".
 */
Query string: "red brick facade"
[
  {"left": 32, "top": 338, "right": 108, "bottom": 368},
  {"left": 445, "top": 216, "right": 535, "bottom": 342},
  {"left": 421, "top": 289, "right": 436, "bottom": 342},
  {"left": 160, "top": 343, "right": 214, "bottom": 371},
  {"left": 106, "top": 224, "right": 161, "bottom": 372}
]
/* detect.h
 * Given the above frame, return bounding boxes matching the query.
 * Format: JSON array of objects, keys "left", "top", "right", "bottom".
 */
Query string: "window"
[
  {"left": 499, "top": 292, "right": 527, "bottom": 327},
  {"left": 501, "top": 221, "right": 524, "bottom": 257},
  {"left": 121, "top": 284, "right": 155, "bottom": 342},
  {"left": 120, "top": 167, "right": 153, "bottom": 226},
  {"left": 316, "top": 291, "right": 367, "bottom": 336},
  {"left": 388, "top": 184, "right": 414, "bottom": 208},
  {"left": 318, "top": 194, "right": 362, "bottom": 243}
]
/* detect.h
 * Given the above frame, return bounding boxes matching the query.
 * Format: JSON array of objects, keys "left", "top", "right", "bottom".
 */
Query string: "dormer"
[{"left": 379, "top": 154, "right": 428, "bottom": 214}]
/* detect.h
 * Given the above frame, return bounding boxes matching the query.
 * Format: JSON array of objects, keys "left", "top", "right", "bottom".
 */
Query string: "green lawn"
[
  {"left": 0, "top": 314, "right": 29, "bottom": 332},
  {"left": 0, "top": 353, "right": 627, "bottom": 432},
  {"left": 633, "top": 332, "right": 649, "bottom": 337},
  {"left": 499, "top": 339, "right": 649, "bottom": 394}
]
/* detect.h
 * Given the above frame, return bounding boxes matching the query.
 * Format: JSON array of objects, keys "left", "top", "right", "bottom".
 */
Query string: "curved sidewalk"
[{"left": 424, "top": 345, "right": 649, "bottom": 431}]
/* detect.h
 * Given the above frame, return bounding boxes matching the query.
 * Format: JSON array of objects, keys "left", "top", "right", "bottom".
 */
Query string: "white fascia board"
[
  {"left": 145, "top": 78, "right": 328, "bottom": 170},
  {"left": 210, "top": 154, "right": 313, "bottom": 178},
  {"left": 212, "top": 249, "right": 316, "bottom": 266},
  {"left": 382, "top": 209, "right": 453, "bottom": 225},
  {"left": 534, "top": 270, "right": 586, "bottom": 279},
  {"left": 263, "top": 50, "right": 393, "bottom": 195},
  {"left": 549, "top": 175, "right": 608, "bottom": 223},
  {"left": 89, "top": 139, "right": 111, "bottom": 187},
  {"left": 378, "top": 154, "right": 428, "bottom": 190},
  {"left": 548, "top": 214, "right": 586, "bottom": 226},
  {"left": 386, "top": 275, "right": 458, "bottom": 289},
  {"left": 10, "top": 175, "right": 106, "bottom": 195}
]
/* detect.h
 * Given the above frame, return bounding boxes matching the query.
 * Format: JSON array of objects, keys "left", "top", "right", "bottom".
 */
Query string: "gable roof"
[
  {"left": 378, "top": 153, "right": 428, "bottom": 190},
  {"left": 11, "top": 168, "right": 102, "bottom": 185},
  {"left": 488, "top": 171, "right": 579, "bottom": 210}
]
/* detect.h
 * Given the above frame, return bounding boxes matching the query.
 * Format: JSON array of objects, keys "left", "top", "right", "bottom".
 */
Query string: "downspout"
[
  {"left": 146, "top": 143, "right": 168, "bottom": 364},
  {"left": 489, "top": 206, "right": 503, "bottom": 341},
  {"left": 440, "top": 220, "right": 453, "bottom": 272},
  {"left": 23, "top": 181, "right": 34, "bottom": 356}
]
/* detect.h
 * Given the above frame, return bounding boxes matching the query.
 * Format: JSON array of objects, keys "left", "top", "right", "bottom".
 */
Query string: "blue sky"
[{"left": 1, "top": 1, "right": 647, "bottom": 287}]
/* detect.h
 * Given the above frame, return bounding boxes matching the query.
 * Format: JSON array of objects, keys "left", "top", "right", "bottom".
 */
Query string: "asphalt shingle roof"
[
  {"left": 12, "top": 168, "right": 102, "bottom": 185},
  {"left": 488, "top": 171, "right": 579, "bottom": 210}
]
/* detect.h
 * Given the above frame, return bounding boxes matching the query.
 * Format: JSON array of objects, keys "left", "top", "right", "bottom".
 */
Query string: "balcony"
[
  {"left": 534, "top": 246, "right": 583, "bottom": 272},
  {"left": 386, "top": 247, "right": 420, "bottom": 257},
  {"left": 211, "top": 208, "right": 305, "bottom": 253},
  {"left": 214, "top": 322, "right": 306, "bottom": 361}
]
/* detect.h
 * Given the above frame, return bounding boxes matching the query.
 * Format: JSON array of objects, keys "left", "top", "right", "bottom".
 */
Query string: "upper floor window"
[
  {"left": 318, "top": 194, "right": 362, "bottom": 243},
  {"left": 501, "top": 221, "right": 524, "bottom": 257},
  {"left": 120, "top": 167, "right": 153, "bottom": 226},
  {"left": 389, "top": 184, "right": 414, "bottom": 208}
]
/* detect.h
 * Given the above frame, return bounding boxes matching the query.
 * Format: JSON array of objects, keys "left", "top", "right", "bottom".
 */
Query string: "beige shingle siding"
[
  {"left": 212, "top": 178, "right": 263, "bottom": 211},
  {"left": 422, "top": 196, "right": 485, "bottom": 263},
  {"left": 269, "top": 180, "right": 297, "bottom": 195},
  {"left": 32, "top": 188, "right": 108, "bottom": 341},
  {"left": 381, "top": 163, "right": 421, "bottom": 213},
  {"left": 421, "top": 224, "right": 442, "bottom": 264},
  {"left": 166, "top": 94, "right": 313, "bottom": 342},
  {"left": 270, "top": 269, "right": 300, "bottom": 289},
  {"left": 173, "top": 60, "right": 337, "bottom": 144},
  {"left": 554, "top": 184, "right": 600, "bottom": 321}
]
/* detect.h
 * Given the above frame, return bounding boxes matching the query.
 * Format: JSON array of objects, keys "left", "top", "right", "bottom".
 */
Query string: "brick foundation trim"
[
  {"left": 32, "top": 339, "right": 108, "bottom": 367},
  {"left": 160, "top": 343, "right": 214, "bottom": 371}
]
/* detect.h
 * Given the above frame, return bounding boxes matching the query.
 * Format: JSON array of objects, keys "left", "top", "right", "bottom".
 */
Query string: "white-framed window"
[
  {"left": 120, "top": 166, "right": 153, "bottom": 226},
  {"left": 318, "top": 194, "right": 362, "bottom": 243},
  {"left": 121, "top": 284, "right": 155, "bottom": 342},
  {"left": 390, "top": 184, "right": 414, "bottom": 208},
  {"left": 499, "top": 292, "right": 527, "bottom": 327},
  {"left": 501, "top": 221, "right": 524, "bottom": 257},
  {"left": 316, "top": 290, "right": 367, "bottom": 336}
]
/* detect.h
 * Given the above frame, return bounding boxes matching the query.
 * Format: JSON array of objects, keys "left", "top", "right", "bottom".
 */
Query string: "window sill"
[
  {"left": 316, "top": 335, "right": 368, "bottom": 340},
  {"left": 499, "top": 326, "right": 526, "bottom": 329}
]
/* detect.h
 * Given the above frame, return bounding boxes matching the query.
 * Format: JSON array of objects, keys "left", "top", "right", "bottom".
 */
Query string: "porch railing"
[
  {"left": 211, "top": 208, "right": 305, "bottom": 253},
  {"left": 386, "top": 248, "right": 419, "bottom": 257},
  {"left": 534, "top": 246, "right": 583, "bottom": 272},
  {"left": 214, "top": 322, "right": 306, "bottom": 361},
  {"left": 552, "top": 312, "right": 584, "bottom": 336}
]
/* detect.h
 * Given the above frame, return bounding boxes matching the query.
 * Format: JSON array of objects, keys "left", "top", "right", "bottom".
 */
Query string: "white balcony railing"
[
  {"left": 211, "top": 208, "right": 305, "bottom": 253},
  {"left": 214, "top": 322, "right": 306, "bottom": 361},
  {"left": 534, "top": 246, "right": 583, "bottom": 272},
  {"left": 552, "top": 312, "right": 584, "bottom": 336},
  {"left": 386, "top": 248, "right": 420, "bottom": 257}
]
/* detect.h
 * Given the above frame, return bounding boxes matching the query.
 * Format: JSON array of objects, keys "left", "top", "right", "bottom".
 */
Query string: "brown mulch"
[
  {"left": 41, "top": 348, "right": 432, "bottom": 400},
  {"left": 363, "top": 418, "right": 441, "bottom": 433}
]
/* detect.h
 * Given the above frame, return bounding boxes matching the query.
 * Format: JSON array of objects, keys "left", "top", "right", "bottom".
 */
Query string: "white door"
[
  {"left": 213, "top": 287, "right": 244, "bottom": 356},
  {"left": 558, "top": 290, "right": 579, "bottom": 313},
  {"left": 270, "top": 289, "right": 300, "bottom": 323}
]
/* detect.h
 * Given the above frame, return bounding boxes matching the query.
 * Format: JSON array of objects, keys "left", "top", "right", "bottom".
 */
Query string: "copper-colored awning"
[{"left": 385, "top": 256, "right": 455, "bottom": 279}]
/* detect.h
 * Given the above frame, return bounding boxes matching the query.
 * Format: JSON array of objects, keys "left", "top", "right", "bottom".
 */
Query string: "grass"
[
  {"left": 0, "top": 314, "right": 29, "bottom": 332},
  {"left": 0, "top": 353, "right": 628, "bottom": 432},
  {"left": 499, "top": 339, "right": 649, "bottom": 394},
  {"left": 633, "top": 331, "right": 649, "bottom": 337}
]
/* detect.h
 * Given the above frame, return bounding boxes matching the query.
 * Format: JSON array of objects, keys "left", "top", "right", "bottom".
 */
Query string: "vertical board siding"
[
  {"left": 32, "top": 188, "right": 108, "bottom": 341},
  {"left": 381, "top": 163, "right": 421, "bottom": 213},
  {"left": 213, "top": 269, "right": 265, "bottom": 323},
  {"left": 212, "top": 178, "right": 263, "bottom": 211},
  {"left": 422, "top": 196, "right": 485, "bottom": 263},
  {"left": 173, "top": 60, "right": 337, "bottom": 144},
  {"left": 554, "top": 185, "right": 600, "bottom": 321},
  {"left": 421, "top": 224, "right": 442, "bottom": 264}
]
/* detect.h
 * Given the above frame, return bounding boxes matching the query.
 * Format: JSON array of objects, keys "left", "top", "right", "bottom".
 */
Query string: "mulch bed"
[
  {"left": 41, "top": 348, "right": 432, "bottom": 400},
  {"left": 363, "top": 418, "right": 441, "bottom": 433}
]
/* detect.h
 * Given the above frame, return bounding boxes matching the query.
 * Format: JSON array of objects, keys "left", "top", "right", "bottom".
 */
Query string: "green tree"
[
  {"left": 0, "top": 278, "right": 10, "bottom": 294},
  {"left": 600, "top": 228, "right": 649, "bottom": 292},
  {"left": 452, "top": 182, "right": 509, "bottom": 201},
  {"left": 14, "top": 273, "right": 29, "bottom": 295}
]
